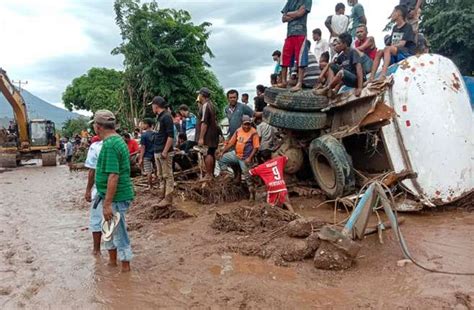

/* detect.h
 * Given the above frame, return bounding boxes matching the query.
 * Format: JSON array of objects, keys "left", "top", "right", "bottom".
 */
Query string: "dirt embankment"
[{"left": 0, "top": 166, "right": 473, "bottom": 309}]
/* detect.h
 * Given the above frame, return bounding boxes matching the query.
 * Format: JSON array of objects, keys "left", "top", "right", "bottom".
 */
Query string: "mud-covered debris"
[
  {"left": 279, "top": 233, "right": 320, "bottom": 262},
  {"left": 454, "top": 292, "right": 472, "bottom": 309},
  {"left": 452, "top": 192, "right": 474, "bottom": 211},
  {"left": 211, "top": 205, "right": 298, "bottom": 234},
  {"left": 280, "top": 239, "right": 313, "bottom": 262},
  {"left": 305, "top": 233, "right": 321, "bottom": 253},
  {"left": 290, "top": 186, "right": 325, "bottom": 198},
  {"left": 144, "top": 205, "right": 193, "bottom": 221},
  {"left": 313, "top": 241, "right": 354, "bottom": 270},
  {"left": 227, "top": 243, "right": 275, "bottom": 259},
  {"left": 313, "top": 226, "right": 362, "bottom": 270},
  {"left": 286, "top": 218, "right": 326, "bottom": 238},
  {"left": 178, "top": 178, "right": 249, "bottom": 204}
]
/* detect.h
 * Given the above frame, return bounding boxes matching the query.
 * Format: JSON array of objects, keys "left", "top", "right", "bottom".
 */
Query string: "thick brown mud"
[{"left": 0, "top": 165, "right": 473, "bottom": 309}]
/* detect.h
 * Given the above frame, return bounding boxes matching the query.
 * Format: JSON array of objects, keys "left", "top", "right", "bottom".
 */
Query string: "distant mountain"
[{"left": 0, "top": 89, "right": 83, "bottom": 128}]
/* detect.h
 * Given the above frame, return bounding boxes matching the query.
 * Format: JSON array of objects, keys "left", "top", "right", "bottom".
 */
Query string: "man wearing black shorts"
[
  {"left": 195, "top": 87, "right": 220, "bottom": 179},
  {"left": 317, "top": 32, "right": 365, "bottom": 98}
]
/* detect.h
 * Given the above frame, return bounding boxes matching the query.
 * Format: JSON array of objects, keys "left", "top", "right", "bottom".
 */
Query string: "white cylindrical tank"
[{"left": 381, "top": 54, "right": 473, "bottom": 205}]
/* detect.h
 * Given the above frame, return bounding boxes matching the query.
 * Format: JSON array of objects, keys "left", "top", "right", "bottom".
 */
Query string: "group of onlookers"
[{"left": 272, "top": 0, "right": 426, "bottom": 97}]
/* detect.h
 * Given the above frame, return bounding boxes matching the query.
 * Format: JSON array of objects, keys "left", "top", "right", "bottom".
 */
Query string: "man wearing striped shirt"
[{"left": 303, "top": 40, "right": 320, "bottom": 88}]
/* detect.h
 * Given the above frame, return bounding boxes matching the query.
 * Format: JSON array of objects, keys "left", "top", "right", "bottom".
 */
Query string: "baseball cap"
[
  {"left": 147, "top": 96, "right": 166, "bottom": 107},
  {"left": 196, "top": 87, "right": 211, "bottom": 97},
  {"left": 242, "top": 115, "right": 252, "bottom": 124},
  {"left": 89, "top": 110, "right": 116, "bottom": 125}
]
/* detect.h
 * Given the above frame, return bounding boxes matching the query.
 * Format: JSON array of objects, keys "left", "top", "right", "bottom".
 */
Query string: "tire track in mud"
[{"left": 0, "top": 165, "right": 99, "bottom": 309}]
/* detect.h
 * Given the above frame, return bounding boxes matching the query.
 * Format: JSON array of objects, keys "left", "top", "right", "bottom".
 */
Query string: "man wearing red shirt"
[
  {"left": 124, "top": 133, "right": 139, "bottom": 156},
  {"left": 355, "top": 24, "right": 377, "bottom": 60},
  {"left": 249, "top": 156, "right": 294, "bottom": 213}
]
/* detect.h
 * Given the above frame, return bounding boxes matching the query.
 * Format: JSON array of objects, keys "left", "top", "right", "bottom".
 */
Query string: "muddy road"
[{"left": 0, "top": 164, "right": 473, "bottom": 309}]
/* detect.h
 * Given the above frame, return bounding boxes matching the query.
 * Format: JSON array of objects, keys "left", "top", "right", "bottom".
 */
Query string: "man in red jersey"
[{"left": 249, "top": 156, "right": 294, "bottom": 213}]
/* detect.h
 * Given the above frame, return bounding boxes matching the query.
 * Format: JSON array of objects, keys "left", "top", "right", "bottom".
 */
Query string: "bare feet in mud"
[
  {"left": 108, "top": 249, "right": 117, "bottom": 267},
  {"left": 121, "top": 262, "right": 131, "bottom": 273},
  {"left": 276, "top": 83, "right": 287, "bottom": 89},
  {"left": 107, "top": 261, "right": 118, "bottom": 267}
]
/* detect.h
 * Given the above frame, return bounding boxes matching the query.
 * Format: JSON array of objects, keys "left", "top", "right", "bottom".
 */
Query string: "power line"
[{"left": 12, "top": 80, "right": 28, "bottom": 92}]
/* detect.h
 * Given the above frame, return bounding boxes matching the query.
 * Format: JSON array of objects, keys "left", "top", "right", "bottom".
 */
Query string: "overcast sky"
[{"left": 0, "top": 0, "right": 398, "bottom": 113}]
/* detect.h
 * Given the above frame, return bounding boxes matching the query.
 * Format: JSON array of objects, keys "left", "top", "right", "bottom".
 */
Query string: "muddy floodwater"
[{"left": 0, "top": 164, "right": 473, "bottom": 309}]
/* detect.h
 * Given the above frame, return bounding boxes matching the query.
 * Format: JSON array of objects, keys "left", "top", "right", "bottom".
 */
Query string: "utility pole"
[{"left": 12, "top": 80, "right": 28, "bottom": 92}]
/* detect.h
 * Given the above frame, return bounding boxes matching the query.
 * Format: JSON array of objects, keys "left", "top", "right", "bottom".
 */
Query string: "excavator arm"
[{"left": 0, "top": 68, "right": 30, "bottom": 148}]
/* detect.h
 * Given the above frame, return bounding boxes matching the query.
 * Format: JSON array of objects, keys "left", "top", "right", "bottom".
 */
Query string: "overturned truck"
[{"left": 264, "top": 54, "right": 473, "bottom": 209}]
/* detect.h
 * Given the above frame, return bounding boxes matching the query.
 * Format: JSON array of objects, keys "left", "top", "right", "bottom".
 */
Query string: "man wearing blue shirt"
[{"left": 224, "top": 89, "right": 254, "bottom": 140}]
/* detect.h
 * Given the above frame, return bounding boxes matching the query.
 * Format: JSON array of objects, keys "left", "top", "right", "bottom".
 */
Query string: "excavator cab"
[{"left": 29, "top": 119, "right": 56, "bottom": 147}]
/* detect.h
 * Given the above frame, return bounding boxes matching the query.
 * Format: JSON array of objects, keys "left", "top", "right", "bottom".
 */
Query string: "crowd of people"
[
  {"left": 83, "top": 84, "right": 288, "bottom": 272},
  {"left": 81, "top": 0, "right": 428, "bottom": 272},
  {"left": 272, "top": 0, "right": 427, "bottom": 97}
]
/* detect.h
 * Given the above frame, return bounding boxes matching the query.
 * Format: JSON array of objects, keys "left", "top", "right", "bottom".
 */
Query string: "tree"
[
  {"left": 62, "top": 68, "right": 124, "bottom": 113},
  {"left": 112, "top": 0, "right": 227, "bottom": 119},
  {"left": 421, "top": 0, "right": 474, "bottom": 75},
  {"left": 62, "top": 117, "right": 90, "bottom": 139}
]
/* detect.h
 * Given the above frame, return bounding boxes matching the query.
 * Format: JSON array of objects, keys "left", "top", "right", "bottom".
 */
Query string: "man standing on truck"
[
  {"left": 325, "top": 3, "right": 350, "bottom": 55},
  {"left": 368, "top": 5, "right": 416, "bottom": 82},
  {"left": 271, "top": 50, "right": 283, "bottom": 86},
  {"left": 400, "top": 0, "right": 423, "bottom": 34},
  {"left": 348, "top": 0, "right": 367, "bottom": 39},
  {"left": 312, "top": 28, "right": 329, "bottom": 64},
  {"left": 278, "top": 0, "right": 312, "bottom": 92}
]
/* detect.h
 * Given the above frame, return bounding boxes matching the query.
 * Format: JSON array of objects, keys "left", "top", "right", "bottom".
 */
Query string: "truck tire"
[
  {"left": 263, "top": 106, "right": 327, "bottom": 131},
  {"left": 0, "top": 153, "right": 17, "bottom": 168},
  {"left": 272, "top": 90, "right": 329, "bottom": 112},
  {"left": 42, "top": 152, "right": 57, "bottom": 167},
  {"left": 309, "top": 135, "right": 355, "bottom": 199},
  {"left": 264, "top": 87, "right": 290, "bottom": 105},
  {"left": 273, "top": 139, "right": 304, "bottom": 175}
]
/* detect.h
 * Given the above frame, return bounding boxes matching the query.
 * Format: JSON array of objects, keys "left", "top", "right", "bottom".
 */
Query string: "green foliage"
[
  {"left": 113, "top": 0, "right": 227, "bottom": 119},
  {"left": 62, "top": 68, "right": 123, "bottom": 112},
  {"left": 62, "top": 117, "right": 90, "bottom": 139},
  {"left": 421, "top": 0, "right": 474, "bottom": 75}
]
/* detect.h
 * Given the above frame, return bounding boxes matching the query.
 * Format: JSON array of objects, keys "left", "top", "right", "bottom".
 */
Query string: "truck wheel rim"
[{"left": 315, "top": 154, "right": 336, "bottom": 190}]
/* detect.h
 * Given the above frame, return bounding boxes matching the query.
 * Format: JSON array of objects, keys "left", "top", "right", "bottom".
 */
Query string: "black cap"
[
  {"left": 148, "top": 96, "right": 166, "bottom": 107},
  {"left": 196, "top": 87, "right": 211, "bottom": 98}
]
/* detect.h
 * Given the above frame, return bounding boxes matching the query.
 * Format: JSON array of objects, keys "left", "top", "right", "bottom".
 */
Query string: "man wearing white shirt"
[
  {"left": 312, "top": 28, "right": 329, "bottom": 63},
  {"left": 325, "top": 3, "right": 350, "bottom": 57},
  {"left": 84, "top": 136, "right": 103, "bottom": 255}
]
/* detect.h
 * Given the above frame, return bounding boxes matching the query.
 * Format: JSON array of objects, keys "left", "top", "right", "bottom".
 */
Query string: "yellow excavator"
[{"left": 0, "top": 68, "right": 57, "bottom": 167}]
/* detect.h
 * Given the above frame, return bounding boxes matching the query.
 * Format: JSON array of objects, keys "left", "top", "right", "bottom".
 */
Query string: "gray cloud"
[
  {"left": 37, "top": 0, "right": 283, "bottom": 103},
  {"left": 3, "top": 0, "right": 400, "bottom": 106}
]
